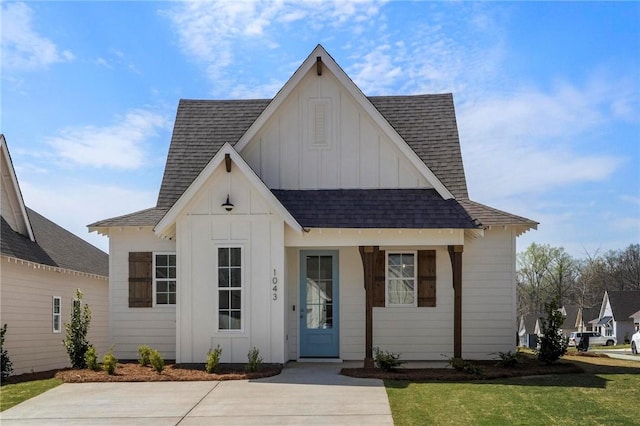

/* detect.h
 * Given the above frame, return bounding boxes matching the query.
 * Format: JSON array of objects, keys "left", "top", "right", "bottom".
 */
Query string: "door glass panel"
[{"left": 306, "top": 255, "right": 333, "bottom": 329}]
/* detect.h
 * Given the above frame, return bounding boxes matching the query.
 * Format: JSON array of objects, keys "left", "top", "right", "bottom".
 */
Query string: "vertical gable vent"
[{"left": 309, "top": 98, "right": 331, "bottom": 149}]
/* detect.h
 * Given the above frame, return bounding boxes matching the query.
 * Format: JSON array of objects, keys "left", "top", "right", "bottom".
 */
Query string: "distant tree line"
[{"left": 517, "top": 243, "right": 640, "bottom": 316}]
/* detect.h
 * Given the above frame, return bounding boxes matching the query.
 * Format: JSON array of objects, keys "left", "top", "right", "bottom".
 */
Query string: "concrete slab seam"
[{"left": 175, "top": 382, "right": 221, "bottom": 425}]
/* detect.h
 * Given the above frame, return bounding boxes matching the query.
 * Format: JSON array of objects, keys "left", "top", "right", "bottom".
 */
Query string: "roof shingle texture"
[
  {"left": 608, "top": 291, "right": 640, "bottom": 321},
  {"left": 89, "top": 207, "right": 168, "bottom": 228},
  {"left": 272, "top": 188, "right": 478, "bottom": 229},
  {"left": 1, "top": 208, "right": 108, "bottom": 276}
]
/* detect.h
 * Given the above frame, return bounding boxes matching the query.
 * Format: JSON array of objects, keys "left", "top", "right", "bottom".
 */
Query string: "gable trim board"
[
  {"left": 1, "top": 135, "right": 35, "bottom": 241},
  {"left": 91, "top": 45, "right": 537, "bottom": 363}
]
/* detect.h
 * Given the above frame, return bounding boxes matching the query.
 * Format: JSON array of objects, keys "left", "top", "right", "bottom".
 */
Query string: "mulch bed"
[
  {"left": 341, "top": 359, "right": 584, "bottom": 382},
  {"left": 54, "top": 361, "right": 283, "bottom": 383}
]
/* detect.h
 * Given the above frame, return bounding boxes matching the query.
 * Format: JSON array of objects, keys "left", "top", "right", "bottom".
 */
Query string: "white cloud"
[
  {"left": 46, "top": 109, "right": 169, "bottom": 169},
  {"left": 1, "top": 2, "right": 74, "bottom": 71}
]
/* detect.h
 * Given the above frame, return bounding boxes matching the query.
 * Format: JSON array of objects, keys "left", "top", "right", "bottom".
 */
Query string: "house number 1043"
[{"left": 272, "top": 269, "right": 278, "bottom": 301}]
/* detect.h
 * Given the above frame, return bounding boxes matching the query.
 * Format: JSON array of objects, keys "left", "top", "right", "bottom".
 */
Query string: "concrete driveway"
[{"left": 0, "top": 362, "right": 393, "bottom": 425}]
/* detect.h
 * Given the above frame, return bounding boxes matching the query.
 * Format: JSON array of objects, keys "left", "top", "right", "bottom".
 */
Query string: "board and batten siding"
[
  {"left": 0, "top": 260, "right": 108, "bottom": 374},
  {"left": 175, "top": 164, "right": 286, "bottom": 364},
  {"left": 461, "top": 227, "right": 518, "bottom": 359},
  {"left": 108, "top": 229, "right": 176, "bottom": 360},
  {"left": 241, "top": 67, "right": 430, "bottom": 191}
]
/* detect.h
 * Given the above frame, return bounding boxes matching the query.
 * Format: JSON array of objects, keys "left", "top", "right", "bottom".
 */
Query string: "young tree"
[
  {"left": 536, "top": 299, "right": 568, "bottom": 365},
  {"left": 1, "top": 324, "right": 13, "bottom": 380},
  {"left": 63, "top": 289, "right": 92, "bottom": 369}
]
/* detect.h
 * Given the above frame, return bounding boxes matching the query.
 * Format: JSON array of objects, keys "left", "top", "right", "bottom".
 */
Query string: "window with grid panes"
[{"left": 218, "top": 247, "right": 242, "bottom": 330}]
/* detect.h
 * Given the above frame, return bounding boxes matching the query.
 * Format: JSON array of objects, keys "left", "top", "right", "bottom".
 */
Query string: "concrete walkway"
[{"left": 0, "top": 362, "right": 393, "bottom": 425}]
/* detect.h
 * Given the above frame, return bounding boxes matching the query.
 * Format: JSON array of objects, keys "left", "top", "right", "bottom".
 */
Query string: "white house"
[
  {"left": 592, "top": 290, "right": 640, "bottom": 344},
  {"left": 0, "top": 135, "right": 109, "bottom": 375},
  {"left": 90, "top": 45, "right": 537, "bottom": 365}
]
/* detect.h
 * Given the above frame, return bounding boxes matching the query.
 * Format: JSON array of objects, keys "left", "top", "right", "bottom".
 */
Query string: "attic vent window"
[{"left": 309, "top": 98, "right": 331, "bottom": 149}]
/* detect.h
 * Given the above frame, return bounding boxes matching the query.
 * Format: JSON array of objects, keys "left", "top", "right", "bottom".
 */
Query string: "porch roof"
[{"left": 271, "top": 188, "right": 478, "bottom": 229}]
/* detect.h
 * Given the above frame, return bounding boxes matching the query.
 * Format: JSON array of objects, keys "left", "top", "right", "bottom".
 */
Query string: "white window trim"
[
  {"left": 153, "top": 252, "right": 177, "bottom": 307},
  {"left": 385, "top": 251, "right": 418, "bottom": 308},
  {"left": 216, "top": 245, "right": 244, "bottom": 333},
  {"left": 52, "top": 296, "right": 62, "bottom": 333}
]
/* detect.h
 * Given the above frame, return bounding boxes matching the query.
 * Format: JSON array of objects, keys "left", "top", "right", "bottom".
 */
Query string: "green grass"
[
  {"left": 1, "top": 378, "right": 62, "bottom": 412},
  {"left": 386, "top": 357, "right": 640, "bottom": 425}
]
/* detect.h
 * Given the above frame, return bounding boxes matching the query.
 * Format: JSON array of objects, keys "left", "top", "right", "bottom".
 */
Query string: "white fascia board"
[
  {"left": 154, "top": 143, "right": 303, "bottom": 238},
  {"left": 1, "top": 135, "right": 35, "bottom": 242},
  {"left": 233, "top": 45, "right": 454, "bottom": 200}
]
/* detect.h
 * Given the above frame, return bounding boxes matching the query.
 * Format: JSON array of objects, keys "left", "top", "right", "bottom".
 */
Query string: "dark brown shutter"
[
  {"left": 129, "top": 252, "right": 153, "bottom": 308},
  {"left": 373, "top": 250, "right": 386, "bottom": 307},
  {"left": 418, "top": 250, "right": 436, "bottom": 307}
]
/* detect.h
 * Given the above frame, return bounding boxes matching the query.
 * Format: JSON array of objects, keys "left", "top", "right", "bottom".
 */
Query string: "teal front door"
[{"left": 299, "top": 251, "right": 339, "bottom": 358}]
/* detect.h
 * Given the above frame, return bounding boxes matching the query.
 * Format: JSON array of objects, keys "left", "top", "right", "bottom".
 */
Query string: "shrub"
[
  {"left": 63, "top": 289, "right": 92, "bottom": 369},
  {"left": 149, "top": 349, "right": 164, "bottom": 373},
  {"left": 102, "top": 347, "right": 117, "bottom": 375},
  {"left": 85, "top": 345, "right": 99, "bottom": 371},
  {"left": 246, "top": 347, "right": 263, "bottom": 372},
  {"left": 536, "top": 300, "right": 568, "bottom": 365},
  {"left": 624, "top": 332, "right": 631, "bottom": 344},
  {"left": 206, "top": 345, "right": 222, "bottom": 374},
  {"left": 138, "top": 345, "right": 152, "bottom": 367},
  {"left": 1, "top": 324, "right": 13, "bottom": 380},
  {"left": 492, "top": 350, "right": 520, "bottom": 368},
  {"left": 443, "top": 355, "right": 482, "bottom": 375},
  {"left": 373, "top": 347, "right": 405, "bottom": 371}
]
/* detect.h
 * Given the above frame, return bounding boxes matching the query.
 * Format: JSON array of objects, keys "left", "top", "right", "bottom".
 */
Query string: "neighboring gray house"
[
  {"left": 0, "top": 135, "right": 110, "bottom": 375},
  {"left": 90, "top": 45, "right": 537, "bottom": 365},
  {"left": 592, "top": 291, "right": 640, "bottom": 344},
  {"left": 559, "top": 305, "right": 580, "bottom": 338},
  {"left": 518, "top": 313, "right": 543, "bottom": 348},
  {"left": 579, "top": 306, "right": 600, "bottom": 332}
]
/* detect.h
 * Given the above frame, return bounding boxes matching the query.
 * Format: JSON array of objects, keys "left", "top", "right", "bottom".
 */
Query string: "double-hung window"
[
  {"left": 386, "top": 252, "right": 417, "bottom": 307},
  {"left": 154, "top": 253, "right": 176, "bottom": 305},
  {"left": 52, "top": 296, "right": 61, "bottom": 333},
  {"left": 218, "top": 247, "right": 242, "bottom": 330}
]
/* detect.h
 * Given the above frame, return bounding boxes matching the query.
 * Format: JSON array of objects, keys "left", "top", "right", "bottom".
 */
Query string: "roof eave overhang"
[
  {"left": 154, "top": 143, "right": 303, "bottom": 239},
  {"left": 1, "top": 135, "right": 35, "bottom": 242}
]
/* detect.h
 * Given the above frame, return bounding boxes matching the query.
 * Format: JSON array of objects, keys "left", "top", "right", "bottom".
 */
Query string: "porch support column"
[
  {"left": 359, "top": 245, "right": 379, "bottom": 368},
  {"left": 448, "top": 245, "right": 463, "bottom": 358}
]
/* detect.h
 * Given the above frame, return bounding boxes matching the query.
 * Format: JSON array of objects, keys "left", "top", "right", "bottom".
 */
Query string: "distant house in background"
[
  {"left": 0, "top": 135, "right": 109, "bottom": 375},
  {"left": 630, "top": 310, "right": 640, "bottom": 332},
  {"left": 578, "top": 306, "right": 600, "bottom": 333},
  {"left": 592, "top": 290, "right": 640, "bottom": 344},
  {"left": 559, "top": 305, "right": 580, "bottom": 338},
  {"left": 518, "top": 313, "right": 543, "bottom": 348}
]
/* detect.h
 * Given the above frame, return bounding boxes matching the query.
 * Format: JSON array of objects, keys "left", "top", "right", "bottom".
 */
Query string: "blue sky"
[{"left": 2, "top": 1, "right": 638, "bottom": 257}]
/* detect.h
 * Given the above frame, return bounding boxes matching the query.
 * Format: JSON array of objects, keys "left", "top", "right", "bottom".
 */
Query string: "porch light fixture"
[{"left": 222, "top": 195, "right": 234, "bottom": 212}]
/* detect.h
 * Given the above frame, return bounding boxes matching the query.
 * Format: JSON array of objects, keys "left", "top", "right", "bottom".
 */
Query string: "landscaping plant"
[
  {"left": 138, "top": 345, "right": 152, "bottom": 367},
  {"left": 205, "top": 345, "right": 222, "bottom": 374},
  {"left": 149, "top": 349, "right": 164, "bottom": 373},
  {"left": 246, "top": 347, "right": 263, "bottom": 372},
  {"left": 443, "top": 355, "right": 482, "bottom": 375},
  {"left": 84, "top": 345, "right": 99, "bottom": 371},
  {"left": 536, "top": 300, "right": 568, "bottom": 365},
  {"left": 1, "top": 324, "right": 13, "bottom": 380},
  {"left": 493, "top": 350, "right": 520, "bottom": 368},
  {"left": 63, "top": 289, "right": 92, "bottom": 369},
  {"left": 102, "top": 347, "right": 117, "bottom": 375},
  {"left": 373, "top": 347, "right": 405, "bottom": 371}
]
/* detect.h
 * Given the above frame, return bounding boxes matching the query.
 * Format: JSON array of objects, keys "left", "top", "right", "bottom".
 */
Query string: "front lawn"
[
  {"left": 386, "top": 356, "right": 640, "bottom": 425},
  {"left": 1, "top": 378, "right": 62, "bottom": 412}
]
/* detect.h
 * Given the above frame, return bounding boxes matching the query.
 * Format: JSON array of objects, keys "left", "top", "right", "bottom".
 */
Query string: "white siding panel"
[{"left": 1, "top": 260, "right": 109, "bottom": 374}]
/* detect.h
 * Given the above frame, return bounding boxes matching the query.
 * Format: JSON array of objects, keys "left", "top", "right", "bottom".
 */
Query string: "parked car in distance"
[
  {"left": 568, "top": 331, "right": 616, "bottom": 347},
  {"left": 631, "top": 330, "right": 640, "bottom": 355}
]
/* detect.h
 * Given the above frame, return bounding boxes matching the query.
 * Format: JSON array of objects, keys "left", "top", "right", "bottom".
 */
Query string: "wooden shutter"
[
  {"left": 418, "top": 250, "right": 436, "bottom": 307},
  {"left": 373, "top": 250, "right": 386, "bottom": 307},
  {"left": 129, "top": 252, "right": 152, "bottom": 308}
]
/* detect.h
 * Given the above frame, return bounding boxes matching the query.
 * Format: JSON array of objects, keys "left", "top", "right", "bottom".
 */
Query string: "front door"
[{"left": 299, "top": 251, "right": 339, "bottom": 358}]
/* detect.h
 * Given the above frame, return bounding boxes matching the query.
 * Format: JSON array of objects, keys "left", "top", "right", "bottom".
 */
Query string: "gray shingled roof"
[
  {"left": 582, "top": 306, "right": 600, "bottom": 324},
  {"left": 157, "top": 94, "right": 468, "bottom": 209},
  {"left": 561, "top": 305, "right": 580, "bottom": 330},
  {"left": 608, "top": 291, "right": 640, "bottom": 321},
  {"left": 1, "top": 208, "right": 108, "bottom": 276},
  {"left": 458, "top": 199, "right": 538, "bottom": 228},
  {"left": 89, "top": 207, "right": 168, "bottom": 228},
  {"left": 272, "top": 188, "right": 478, "bottom": 229},
  {"left": 521, "top": 313, "right": 544, "bottom": 333}
]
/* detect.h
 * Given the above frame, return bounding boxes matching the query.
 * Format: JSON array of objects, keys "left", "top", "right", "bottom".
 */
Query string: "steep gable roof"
[
  {"left": 607, "top": 290, "right": 640, "bottom": 321},
  {"left": 1, "top": 134, "right": 34, "bottom": 241}
]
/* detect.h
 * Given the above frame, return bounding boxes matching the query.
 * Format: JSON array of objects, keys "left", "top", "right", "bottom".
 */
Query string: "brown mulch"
[
  {"left": 341, "top": 358, "right": 584, "bottom": 382},
  {"left": 54, "top": 362, "right": 282, "bottom": 383}
]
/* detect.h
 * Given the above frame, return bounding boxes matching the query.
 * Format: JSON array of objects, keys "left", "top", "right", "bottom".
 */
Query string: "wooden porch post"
[
  {"left": 448, "top": 245, "right": 463, "bottom": 358},
  {"left": 359, "top": 245, "right": 379, "bottom": 368}
]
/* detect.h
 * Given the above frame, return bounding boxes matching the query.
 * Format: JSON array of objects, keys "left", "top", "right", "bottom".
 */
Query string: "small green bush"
[
  {"left": 443, "top": 355, "right": 482, "bottom": 375},
  {"left": 102, "top": 348, "right": 117, "bottom": 375},
  {"left": 374, "top": 347, "right": 405, "bottom": 371},
  {"left": 85, "top": 345, "right": 99, "bottom": 371},
  {"left": 1, "top": 324, "right": 13, "bottom": 380},
  {"left": 246, "top": 347, "right": 263, "bottom": 372},
  {"left": 206, "top": 345, "right": 222, "bottom": 374},
  {"left": 149, "top": 349, "right": 164, "bottom": 373},
  {"left": 62, "top": 289, "right": 92, "bottom": 369},
  {"left": 536, "top": 301, "right": 568, "bottom": 365},
  {"left": 138, "top": 345, "right": 152, "bottom": 367},
  {"left": 492, "top": 350, "right": 520, "bottom": 368}
]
